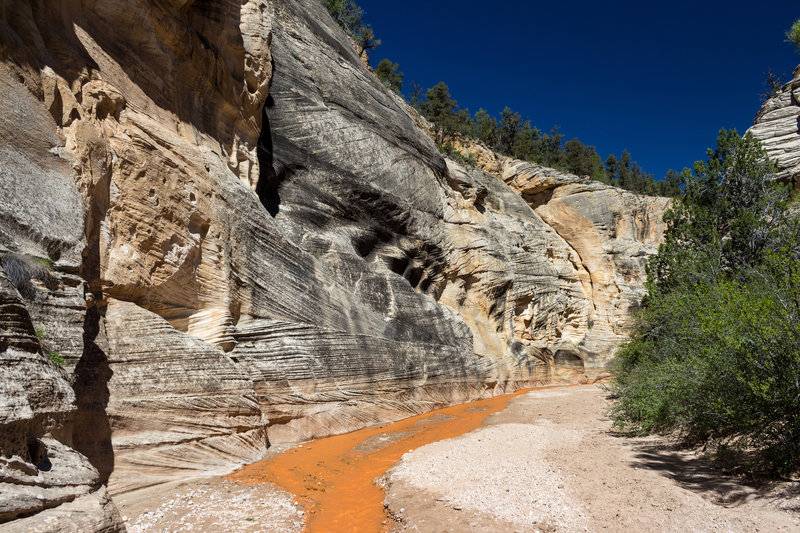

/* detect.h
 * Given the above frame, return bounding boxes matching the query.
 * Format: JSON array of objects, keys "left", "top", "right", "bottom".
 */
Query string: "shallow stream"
[{"left": 228, "top": 385, "right": 575, "bottom": 532}]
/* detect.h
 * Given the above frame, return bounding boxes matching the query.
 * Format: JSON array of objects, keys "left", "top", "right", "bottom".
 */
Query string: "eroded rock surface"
[
  {"left": 103, "top": 299, "right": 267, "bottom": 494},
  {"left": 1, "top": 0, "right": 670, "bottom": 529},
  {"left": 0, "top": 271, "right": 122, "bottom": 532},
  {"left": 749, "top": 65, "right": 800, "bottom": 188},
  {"left": 499, "top": 160, "right": 668, "bottom": 369}
]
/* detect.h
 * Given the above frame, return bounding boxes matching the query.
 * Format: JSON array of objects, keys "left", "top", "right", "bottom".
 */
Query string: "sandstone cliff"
[
  {"left": 749, "top": 64, "right": 800, "bottom": 188},
  {"left": 0, "top": 0, "right": 667, "bottom": 529}
]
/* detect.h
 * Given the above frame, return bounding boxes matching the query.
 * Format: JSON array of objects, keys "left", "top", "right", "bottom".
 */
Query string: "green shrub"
[
  {"left": 375, "top": 59, "right": 403, "bottom": 93},
  {"left": 0, "top": 253, "right": 56, "bottom": 299},
  {"left": 438, "top": 142, "right": 477, "bottom": 169},
  {"left": 47, "top": 351, "right": 65, "bottom": 367},
  {"left": 33, "top": 327, "right": 67, "bottom": 368},
  {"left": 610, "top": 130, "right": 800, "bottom": 475},
  {"left": 322, "top": 0, "right": 379, "bottom": 54},
  {"left": 464, "top": 152, "right": 477, "bottom": 168}
]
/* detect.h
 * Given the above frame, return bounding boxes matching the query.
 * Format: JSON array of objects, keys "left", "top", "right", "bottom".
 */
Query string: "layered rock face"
[
  {"left": 0, "top": 270, "right": 122, "bottom": 533},
  {"left": 497, "top": 160, "right": 667, "bottom": 370},
  {"left": 1, "top": 0, "right": 667, "bottom": 529},
  {"left": 749, "top": 65, "right": 800, "bottom": 188},
  {"left": 1, "top": 0, "right": 273, "bottom": 526}
]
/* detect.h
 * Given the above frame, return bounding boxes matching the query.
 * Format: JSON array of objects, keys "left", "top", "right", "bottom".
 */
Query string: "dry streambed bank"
[
  {"left": 117, "top": 386, "right": 800, "bottom": 532},
  {"left": 385, "top": 386, "right": 800, "bottom": 532}
]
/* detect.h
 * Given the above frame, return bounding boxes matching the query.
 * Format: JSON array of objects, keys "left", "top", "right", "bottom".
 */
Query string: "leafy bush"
[
  {"left": 47, "top": 351, "right": 65, "bottom": 367},
  {"left": 610, "top": 130, "right": 800, "bottom": 475},
  {"left": 439, "top": 142, "right": 476, "bottom": 169}
]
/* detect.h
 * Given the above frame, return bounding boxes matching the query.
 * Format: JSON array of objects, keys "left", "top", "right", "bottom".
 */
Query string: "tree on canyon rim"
[
  {"left": 787, "top": 18, "right": 800, "bottom": 53},
  {"left": 323, "top": 0, "right": 380, "bottom": 55},
  {"left": 375, "top": 59, "right": 403, "bottom": 93}
]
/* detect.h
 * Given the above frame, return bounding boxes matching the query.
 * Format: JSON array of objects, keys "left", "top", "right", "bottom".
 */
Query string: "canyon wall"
[
  {"left": 0, "top": 0, "right": 667, "bottom": 529},
  {"left": 749, "top": 64, "right": 800, "bottom": 188}
]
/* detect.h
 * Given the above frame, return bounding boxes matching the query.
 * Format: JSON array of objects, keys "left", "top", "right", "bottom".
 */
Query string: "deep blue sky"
[{"left": 358, "top": 0, "right": 799, "bottom": 178}]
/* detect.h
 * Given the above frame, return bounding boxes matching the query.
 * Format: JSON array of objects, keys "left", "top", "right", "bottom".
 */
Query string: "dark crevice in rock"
[
  {"left": 256, "top": 94, "right": 281, "bottom": 217},
  {"left": 72, "top": 305, "right": 114, "bottom": 483},
  {"left": 522, "top": 188, "right": 555, "bottom": 211},
  {"left": 554, "top": 349, "right": 585, "bottom": 374}
]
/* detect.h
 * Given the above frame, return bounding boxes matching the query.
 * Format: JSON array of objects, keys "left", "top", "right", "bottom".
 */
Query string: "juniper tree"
[{"left": 375, "top": 59, "right": 403, "bottom": 93}]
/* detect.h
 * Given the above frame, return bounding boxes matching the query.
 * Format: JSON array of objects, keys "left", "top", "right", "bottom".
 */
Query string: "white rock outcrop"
[{"left": 749, "top": 65, "right": 800, "bottom": 187}]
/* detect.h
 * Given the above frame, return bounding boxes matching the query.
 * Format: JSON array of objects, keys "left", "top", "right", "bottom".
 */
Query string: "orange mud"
[{"left": 228, "top": 385, "right": 576, "bottom": 533}]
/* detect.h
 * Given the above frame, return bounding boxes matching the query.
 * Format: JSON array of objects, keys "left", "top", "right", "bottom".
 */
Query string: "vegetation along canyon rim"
[{"left": 0, "top": 1, "right": 799, "bottom": 532}]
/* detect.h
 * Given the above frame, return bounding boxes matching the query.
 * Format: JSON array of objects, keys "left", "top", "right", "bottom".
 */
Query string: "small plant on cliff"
[
  {"left": 0, "top": 253, "right": 56, "bottom": 300},
  {"left": 786, "top": 19, "right": 800, "bottom": 53},
  {"left": 47, "top": 351, "right": 65, "bottom": 367},
  {"left": 33, "top": 327, "right": 66, "bottom": 367},
  {"left": 610, "top": 130, "right": 800, "bottom": 476},
  {"left": 438, "top": 142, "right": 476, "bottom": 169}
]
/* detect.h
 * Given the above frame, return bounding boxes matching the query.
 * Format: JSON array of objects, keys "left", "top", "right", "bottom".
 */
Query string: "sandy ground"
[
  {"left": 115, "top": 385, "right": 800, "bottom": 532},
  {"left": 116, "top": 478, "right": 304, "bottom": 533},
  {"left": 384, "top": 385, "right": 800, "bottom": 532},
  {"left": 115, "top": 442, "right": 306, "bottom": 533}
]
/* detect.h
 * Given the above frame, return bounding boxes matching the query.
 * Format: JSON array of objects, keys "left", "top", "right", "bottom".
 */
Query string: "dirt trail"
[{"left": 117, "top": 385, "right": 800, "bottom": 532}]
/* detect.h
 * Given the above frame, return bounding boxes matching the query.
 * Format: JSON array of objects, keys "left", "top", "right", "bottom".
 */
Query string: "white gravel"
[
  {"left": 388, "top": 421, "right": 589, "bottom": 532},
  {"left": 124, "top": 480, "right": 304, "bottom": 533}
]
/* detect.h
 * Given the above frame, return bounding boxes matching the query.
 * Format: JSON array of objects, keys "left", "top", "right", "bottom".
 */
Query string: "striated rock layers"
[
  {"left": 749, "top": 64, "right": 800, "bottom": 188},
  {"left": 1, "top": 0, "right": 667, "bottom": 529}
]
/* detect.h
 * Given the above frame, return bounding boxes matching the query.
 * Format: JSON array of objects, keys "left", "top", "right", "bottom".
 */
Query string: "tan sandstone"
[{"left": 1, "top": 1, "right": 672, "bottom": 529}]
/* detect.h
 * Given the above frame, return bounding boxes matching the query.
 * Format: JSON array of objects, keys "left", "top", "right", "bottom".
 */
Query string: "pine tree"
[
  {"left": 409, "top": 81, "right": 424, "bottom": 109},
  {"left": 564, "top": 139, "right": 604, "bottom": 180},
  {"left": 512, "top": 121, "right": 541, "bottom": 162},
  {"left": 422, "top": 82, "right": 458, "bottom": 144},
  {"left": 659, "top": 169, "right": 684, "bottom": 197},
  {"left": 497, "top": 107, "right": 522, "bottom": 155},
  {"left": 356, "top": 27, "right": 380, "bottom": 55},
  {"left": 787, "top": 18, "right": 800, "bottom": 53},
  {"left": 604, "top": 154, "right": 618, "bottom": 184},
  {"left": 474, "top": 109, "right": 498, "bottom": 147},
  {"left": 375, "top": 59, "right": 403, "bottom": 93},
  {"left": 324, "top": 0, "right": 364, "bottom": 37},
  {"left": 617, "top": 150, "right": 633, "bottom": 189}
]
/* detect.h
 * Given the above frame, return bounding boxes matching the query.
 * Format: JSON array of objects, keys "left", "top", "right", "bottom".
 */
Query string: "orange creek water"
[{"left": 228, "top": 385, "right": 574, "bottom": 532}]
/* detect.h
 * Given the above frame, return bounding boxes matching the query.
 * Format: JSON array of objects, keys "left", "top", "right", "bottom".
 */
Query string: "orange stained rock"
[{"left": 229, "top": 384, "right": 576, "bottom": 533}]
